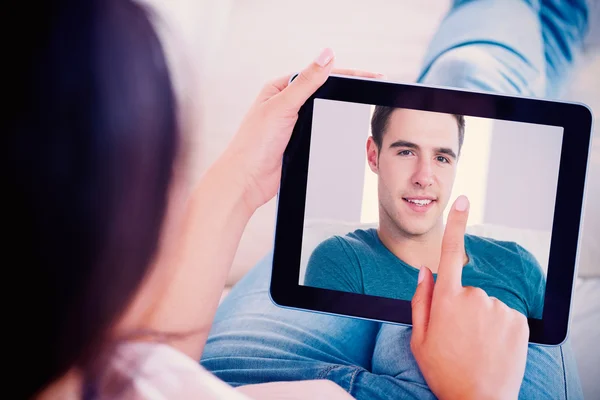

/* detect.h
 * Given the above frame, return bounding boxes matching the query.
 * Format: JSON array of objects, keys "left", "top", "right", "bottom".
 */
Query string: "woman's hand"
[
  {"left": 411, "top": 195, "right": 529, "bottom": 400},
  {"left": 223, "top": 48, "right": 384, "bottom": 212}
]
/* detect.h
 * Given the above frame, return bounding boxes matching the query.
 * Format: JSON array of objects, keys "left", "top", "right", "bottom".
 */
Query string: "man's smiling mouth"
[
  {"left": 403, "top": 197, "right": 436, "bottom": 206},
  {"left": 405, "top": 199, "right": 432, "bottom": 206},
  {"left": 402, "top": 197, "right": 437, "bottom": 211}
]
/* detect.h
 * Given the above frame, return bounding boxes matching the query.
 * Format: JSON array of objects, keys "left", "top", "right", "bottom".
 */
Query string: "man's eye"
[
  {"left": 398, "top": 150, "right": 413, "bottom": 156},
  {"left": 436, "top": 156, "right": 449, "bottom": 163}
]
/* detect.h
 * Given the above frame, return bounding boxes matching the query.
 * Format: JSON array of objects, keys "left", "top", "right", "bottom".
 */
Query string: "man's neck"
[{"left": 376, "top": 218, "right": 446, "bottom": 273}]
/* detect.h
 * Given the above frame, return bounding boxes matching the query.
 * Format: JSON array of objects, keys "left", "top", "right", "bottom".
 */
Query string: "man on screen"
[{"left": 304, "top": 106, "right": 546, "bottom": 319}]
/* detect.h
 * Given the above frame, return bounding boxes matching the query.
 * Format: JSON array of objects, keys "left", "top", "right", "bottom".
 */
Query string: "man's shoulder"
[
  {"left": 307, "top": 229, "right": 377, "bottom": 273},
  {"left": 466, "top": 233, "right": 544, "bottom": 274},
  {"left": 465, "top": 233, "right": 532, "bottom": 261},
  {"left": 313, "top": 228, "right": 377, "bottom": 253},
  {"left": 345, "top": 227, "right": 377, "bottom": 241}
]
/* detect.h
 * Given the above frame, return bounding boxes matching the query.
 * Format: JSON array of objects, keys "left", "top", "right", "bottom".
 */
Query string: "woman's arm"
[
  {"left": 138, "top": 149, "right": 256, "bottom": 358},
  {"left": 120, "top": 48, "right": 384, "bottom": 360}
]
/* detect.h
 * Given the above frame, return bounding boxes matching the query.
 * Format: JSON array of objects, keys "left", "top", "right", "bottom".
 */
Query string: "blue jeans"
[{"left": 201, "top": 0, "right": 589, "bottom": 398}]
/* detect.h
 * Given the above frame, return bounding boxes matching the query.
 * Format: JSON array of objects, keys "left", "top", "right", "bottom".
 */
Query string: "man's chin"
[
  {"left": 405, "top": 229, "right": 432, "bottom": 237},
  {"left": 394, "top": 223, "right": 435, "bottom": 238}
]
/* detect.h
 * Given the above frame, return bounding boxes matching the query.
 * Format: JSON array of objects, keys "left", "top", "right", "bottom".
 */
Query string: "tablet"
[{"left": 270, "top": 74, "right": 593, "bottom": 346}]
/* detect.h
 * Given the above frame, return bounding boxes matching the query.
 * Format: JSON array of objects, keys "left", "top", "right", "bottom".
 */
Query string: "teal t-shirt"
[{"left": 304, "top": 228, "right": 546, "bottom": 319}]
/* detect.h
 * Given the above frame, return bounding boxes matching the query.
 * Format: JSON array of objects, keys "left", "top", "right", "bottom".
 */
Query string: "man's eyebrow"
[
  {"left": 389, "top": 140, "right": 419, "bottom": 150},
  {"left": 389, "top": 140, "right": 457, "bottom": 160},
  {"left": 437, "top": 147, "right": 457, "bottom": 160}
]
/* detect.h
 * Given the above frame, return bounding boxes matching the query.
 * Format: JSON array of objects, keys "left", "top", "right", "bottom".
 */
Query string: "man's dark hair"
[{"left": 370, "top": 106, "right": 465, "bottom": 154}]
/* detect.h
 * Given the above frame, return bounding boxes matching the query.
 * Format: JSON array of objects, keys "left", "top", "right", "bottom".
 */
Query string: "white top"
[{"left": 99, "top": 341, "right": 251, "bottom": 399}]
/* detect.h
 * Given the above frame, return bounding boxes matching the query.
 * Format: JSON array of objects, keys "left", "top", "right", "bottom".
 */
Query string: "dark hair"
[
  {"left": 370, "top": 106, "right": 465, "bottom": 154},
  {"left": 4, "top": 0, "right": 178, "bottom": 398}
]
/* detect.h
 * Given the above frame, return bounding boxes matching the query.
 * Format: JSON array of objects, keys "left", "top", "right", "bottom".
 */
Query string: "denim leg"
[
  {"left": 521, "top": 340, "right": 583, "bottom": 399},
  {"left": 537, "top": 0, "right": 590, "bottom": 97},
  {"left": 418, "top": 0, "right": 590, "bottom": 98},
  {"left": 417, "top": 0, "right": 547, "bottom": 96},
  {"left": 371, "top": 324, "right": 583, "bottom": 399},
  {"left": 200, "top": 253, "right": 381, "bottom": 386}
]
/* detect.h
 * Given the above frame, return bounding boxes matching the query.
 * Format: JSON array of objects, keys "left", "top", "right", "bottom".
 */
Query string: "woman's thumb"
[
  {"left": 278, "top": 48, "right": 334, "bottom": 110},
  {"left": 411, "top": 266, "right": 434, "bottom": 347}
]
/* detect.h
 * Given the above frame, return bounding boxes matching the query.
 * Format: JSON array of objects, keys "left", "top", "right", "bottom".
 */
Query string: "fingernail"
[
  {"left": 455, "top": 195, "right": 469, "bottom": 211},
  {"left": 314, "top": 48, "right": 334, "bottom": 67},
  {"left": 418, "top": 266, "right": 425, "bottom": 284}
]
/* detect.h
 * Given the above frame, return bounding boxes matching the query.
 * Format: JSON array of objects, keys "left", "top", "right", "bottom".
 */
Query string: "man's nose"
[{"left": 412, "top": 159, "right": 434, "bottom": 187}]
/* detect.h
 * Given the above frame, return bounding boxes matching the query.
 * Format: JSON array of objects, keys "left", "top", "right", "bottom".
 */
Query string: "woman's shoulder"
[{"left": 100, "top": 341, "right": 252, "bottom": 400}]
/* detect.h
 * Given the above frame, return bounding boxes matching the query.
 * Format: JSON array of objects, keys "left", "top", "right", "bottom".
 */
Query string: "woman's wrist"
[
  {"left": 219, "top": 142, "right": 272, "bottom": 214},
  {"left": 201, "top": 147, "right": 258, "bottom": 218}
]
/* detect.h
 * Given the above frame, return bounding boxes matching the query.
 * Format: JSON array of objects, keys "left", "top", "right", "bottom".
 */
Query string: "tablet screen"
[{"left": 299, "top": 98, "right": 564, "bottom": 321}]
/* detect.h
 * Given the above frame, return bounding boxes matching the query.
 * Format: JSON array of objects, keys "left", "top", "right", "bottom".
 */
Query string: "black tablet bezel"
[{"left": 270, "top": 74, "right": 593, "bottom": 346}]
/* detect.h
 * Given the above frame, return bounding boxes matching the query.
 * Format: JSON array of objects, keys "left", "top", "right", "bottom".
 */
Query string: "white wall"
[
  {"left": 483, "top": 120, "right": 563, "bottom": 231},
  {"left": 444, "top": 116, "right": 493, "bottom": 226},
  {"left": 304, "top": 99, "right": 372, "bottom": 221}
]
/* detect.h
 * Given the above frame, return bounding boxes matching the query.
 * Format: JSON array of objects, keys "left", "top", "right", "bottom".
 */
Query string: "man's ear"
[{"left": 366, "top": 136, "right": 379, "bottom": 174}]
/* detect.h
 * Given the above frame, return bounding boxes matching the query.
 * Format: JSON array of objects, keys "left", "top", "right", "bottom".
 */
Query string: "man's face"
[{"left": 367, "top": 109, "right": 460, "bottom": 237}]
